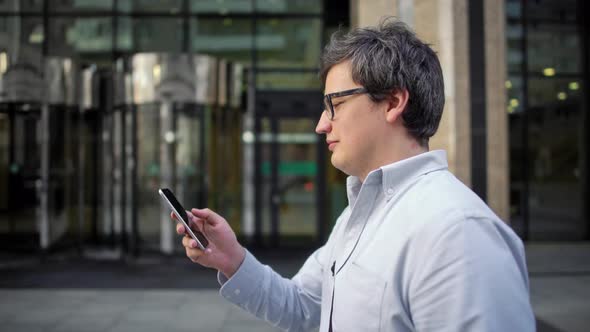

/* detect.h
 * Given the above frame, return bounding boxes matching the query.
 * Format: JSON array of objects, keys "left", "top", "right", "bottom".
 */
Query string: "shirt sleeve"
[
  {"left": 408, "top": 214, "right": 536, "bottom": 332},
  {"left": 218, "top": 247, "right": 326, "bottom": 332}
]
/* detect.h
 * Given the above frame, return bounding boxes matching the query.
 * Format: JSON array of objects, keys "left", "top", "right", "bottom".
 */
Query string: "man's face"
[{"left": 315, "top": 61, "right": 388, "bottom": 178}]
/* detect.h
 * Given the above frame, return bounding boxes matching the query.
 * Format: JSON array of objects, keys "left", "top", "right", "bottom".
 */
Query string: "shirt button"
[
  {"left": 234, "top": 289, "right": 241, "bottom": 295},
  {"left": 386, "top": 188, "right": 394, "bottom": 195}
]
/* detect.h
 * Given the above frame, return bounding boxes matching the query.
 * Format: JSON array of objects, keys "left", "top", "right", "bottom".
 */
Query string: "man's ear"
[{"left": 385, "top": 89, "right": 409, "bottom": 124}]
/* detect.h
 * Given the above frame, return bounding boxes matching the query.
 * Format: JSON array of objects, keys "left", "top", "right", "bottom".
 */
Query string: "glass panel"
[
  {"left": 190, "top": 18, "right": 252, "bottom": 67},
  {"left": 119, "top": 17, "right": 183, "bottom": 52},
  {"left": 0, "top": 17, "right": 44, "bottom": 68},
  {"left": 277, "top": 118, "right": 318, "bottom": 237},
  {"left": 527, "top": 23, "right": 580, "bottom": 74},
  {"left": 256, "top": 18, "right": 321, "bottom": 69},
  {"left": 257, "top": 72, "right": 321, "bottom": 90},
  {"left": 136, "top": 103, "right": 161, "bottom": 248},
  {"left": 259, "top": 117, "right": 272, "bottom": 237},
  {"left": 190, "top": 0, "right": 252, "bottom": 13},
  {"left": 175, "top": 105, "right": 207, "bottom": 221},
  {"left": 527, "top": 0, "right": 577, "bottom": 22},
  {"left": 527, "top": 79, "right": 584, "bottom": 240},
  {"left": 117, "top": 0, "right": 182, "bottom": 13},
  {"left": 528, "top": 78, "right": 582, "bottom": 109},
  {"left": 0, "top": 0, "right": 42, "bottom": 12},
  {"left": 506, "top": 75, "right": 524, "bottom": 114},
  {"left": 116, "top": 16, "right": 132, "bottom": 51},
  {"left": 48, "top": 17, "right": 112, "bottom": 55},
  {"left": 0, "top": 106, "right": 41, "bottom": 240},
  {"left": 256, "top": 0, "right": 322, "bottom": 13},
  {"left": 51, "top": 0, "right": 113, "bottom": 12},
  {"left": 505, "top": 22, "right": 523, "bottom": 74},
  {"left": 505, "top": 0, "right": 521, "bottom": 20}
]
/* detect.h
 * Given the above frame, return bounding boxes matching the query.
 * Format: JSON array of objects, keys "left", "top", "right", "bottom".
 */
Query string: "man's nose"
[{"left": 315, "top": 111, "right": 332, "bottom": 134}]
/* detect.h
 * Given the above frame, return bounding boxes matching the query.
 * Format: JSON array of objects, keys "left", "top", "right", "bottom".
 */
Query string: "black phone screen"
[{"left": 160, "top": 188, "right": 209, "bottom": 247}]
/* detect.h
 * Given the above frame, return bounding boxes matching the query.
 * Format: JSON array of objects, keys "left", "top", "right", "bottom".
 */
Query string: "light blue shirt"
[{"left": 218, "top": 150, "right": 535, "bottom": 331}]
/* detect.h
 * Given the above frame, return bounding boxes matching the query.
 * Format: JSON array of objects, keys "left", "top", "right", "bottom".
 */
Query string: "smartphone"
[{"left": 158, "top": 188, "right": 209, "bottom": 250}]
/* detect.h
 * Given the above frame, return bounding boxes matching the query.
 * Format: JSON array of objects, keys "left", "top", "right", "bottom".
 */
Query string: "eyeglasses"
[{"left": 323, "top": 87, "right": 368, "bottom": 120}]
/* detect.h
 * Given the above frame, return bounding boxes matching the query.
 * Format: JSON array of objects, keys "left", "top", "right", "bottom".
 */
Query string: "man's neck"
[{"left": 358, "top": 141, "right": 427, "bottom": 183}]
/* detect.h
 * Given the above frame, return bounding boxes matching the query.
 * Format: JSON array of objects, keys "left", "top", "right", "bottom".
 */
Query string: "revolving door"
[
  {"left": 0, "top": 57, "right": 80, "bottom": 251},
  {"left": 114, "top": 53, "right": 217, "bottom": 255}
]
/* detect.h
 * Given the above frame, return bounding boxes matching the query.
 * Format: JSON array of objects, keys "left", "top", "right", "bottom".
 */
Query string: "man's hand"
[{"left": 171, "top": 208, "right": 245, "bottom": 279}]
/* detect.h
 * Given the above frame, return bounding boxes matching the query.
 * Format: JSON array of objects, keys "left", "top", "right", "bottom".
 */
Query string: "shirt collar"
[{"left": 346, "top": 150, "right": 449, "bottom": 206}]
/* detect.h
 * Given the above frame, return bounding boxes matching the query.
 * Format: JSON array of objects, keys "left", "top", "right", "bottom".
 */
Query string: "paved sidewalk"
[
  {"left": 0, "top": 289, "right": 282, "bottom": 332},
  {"left": 0, "top": 243, "right": 589, "bottom": 332}
]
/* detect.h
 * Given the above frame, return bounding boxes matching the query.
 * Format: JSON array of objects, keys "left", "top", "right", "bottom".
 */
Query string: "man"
[{"left": 174, "top": 18, "right": 536, "bottom": 331}]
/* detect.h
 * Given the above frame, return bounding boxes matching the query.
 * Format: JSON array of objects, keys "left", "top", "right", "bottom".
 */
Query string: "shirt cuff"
[{"left": 218, "top": 250, "right": 266, "bottom": 306}]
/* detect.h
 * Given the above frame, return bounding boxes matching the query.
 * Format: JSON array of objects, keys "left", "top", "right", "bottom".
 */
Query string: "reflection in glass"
[
  {"left": 256, "top": 0, "right": 322, "bottom": 13},
  {"left": 0, "top": 0, "right": 42, "bottom": 12},
  {"left": 0, "top": 17, "right": 44, "bottom": 68},
  {"left": 190, "top": 18, "right": 252, "bottom": 66},
  {"left": 527, "top": 0, "right": 577, "bottom": 21},
  {"left": 117, "top": 0, "right": 182, "bottom": 13},
  {"left": 257, "top": 72, "right": 320, "bottom": 90},
  {"left": 49, "top": 18, "right": 112, "bottom": 55},
  {"left": 190, "top": 0, "right": 252, "bottom": 13},
  {"left": 527, "top": 23, "right": 580, "bottom": 74},
  {"left": 135, "top": 103, "right": 162, "bottom": 248},
  {"left": 0, "top": 105, "right": 41, "bottom": 238},
  {"left": 256, "top": 18, "right": 321, "bottom": 68},
  {"left": 277, "top": 119, "right": 317, "bottom": 237},
  {"left": 119, "top": 17, "right": 183, "bottom": 53},
  {"left": 51, "top": 0, "right": 113, "bottom": 12},
  {"left": 506, "top": 22, "right": 523, "bottom": 74}
]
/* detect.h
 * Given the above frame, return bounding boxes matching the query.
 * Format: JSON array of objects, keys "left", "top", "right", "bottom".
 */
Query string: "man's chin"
[{"left": 330, "top": 155, "right": 350, "bottom": 175}]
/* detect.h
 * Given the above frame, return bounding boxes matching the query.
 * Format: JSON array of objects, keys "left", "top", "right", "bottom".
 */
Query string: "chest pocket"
[{"left": 333, "top": 262, "right": 387, "bottom": 331}]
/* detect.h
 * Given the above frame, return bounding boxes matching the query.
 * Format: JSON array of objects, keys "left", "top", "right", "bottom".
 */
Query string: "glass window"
[
  {"left": 526, "top": 78, "right": 584, "bottom": 240},
  {"left": 50, "top": 0, "right": 113, "bottom": 12},
  {"left": 256, "top": 0, "right": 322, "bottom": 14},
  {"left": 506, "top": 22, "right": 523, "bottom": 73},
  {"left": 0, "top": 17, "right": 44, "bottom": 68},
  {"left": 527, "top": 0, "right": 577, "bottom": 22},
  {"left": 48, "top": 17, "right": 112, "bottom": 55},
  {"left": 0, "top": 0, "right": 42, "bottom": 12},
  {"left": 527, "top": 78, "right": 582, "bottom": 109},
  {"left": 117, "top": 0, "right": 182, "bottom": 13},
  {"left": 257, "top": 72, "right": 320, "bottom": 90},
  {"left": 505, "top": 0, "right": 521, "bottom": 20},
  {"left": 527, "top": 23, "right": 580, "bottom": 74},
  {"left": 190, "top": 0, "right": 252, "bottom": 13},
  {"left": 190, "top": 18, "right": 252, "bottom": 66},
  {"left": 118, "top": 17, "right": 183, "bottom": 53},
  {"left": 506, "top": 75, "right": 524, "bottom": 114},
  {"left": 256, "top": 18, "right": 321, "bottom": 69}
]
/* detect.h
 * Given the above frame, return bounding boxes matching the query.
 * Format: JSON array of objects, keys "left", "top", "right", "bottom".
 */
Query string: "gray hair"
[{"left": 320, "top": 18, "right": 445, "bottom": 146}]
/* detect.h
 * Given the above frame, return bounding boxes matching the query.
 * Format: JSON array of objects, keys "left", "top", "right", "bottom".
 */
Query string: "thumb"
[{"left": 190, "top": 208, "right": 223, "bottom": 226}]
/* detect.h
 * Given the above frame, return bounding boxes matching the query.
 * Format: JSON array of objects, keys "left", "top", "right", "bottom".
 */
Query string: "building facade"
[{"left": 0, "top": 0, "right": 587, "bottom": 256}]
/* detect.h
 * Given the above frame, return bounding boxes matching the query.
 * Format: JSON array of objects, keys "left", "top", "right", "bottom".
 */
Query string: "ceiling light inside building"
[
  {"left": 557, "top": 92, "right": 567, "bottom": 100},
  {"left": 543, "top": 67, "right": 555, "bottom": 77},
  {"left": 242, "top": 131, "right": 255, "bottom": 143},
  {"left": 29, "top": 25, "right": 44, "bottom": 44},
  {"left": 569, "top": 82, "right": 579, "bottom": 91},
  {"left": 509, "top": 98, "right": 519, "bottom": 108},
  {"left": 164, "top": 131, "right": 176, "bottom": 143},
  {"left": 505, "top": 80, "right": 512, "bottom": 89}
]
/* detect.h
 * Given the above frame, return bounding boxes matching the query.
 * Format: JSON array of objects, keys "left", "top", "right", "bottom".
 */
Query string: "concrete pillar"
[
  {"left": 350, "top": 0, "right": 398, "bottom": 28},
  {"left": 484, "top": 0, "right": 509, "bottom": 221},
  {"left": 350, "top": 0, "right": 509, "bottom": 221},
  {"left": 414, "top": 0, "right": 471, "bottom": 186}
]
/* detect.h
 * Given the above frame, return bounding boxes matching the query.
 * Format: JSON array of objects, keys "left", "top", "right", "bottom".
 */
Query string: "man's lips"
[{"left": 327, "top": 140, "right": 338, "bottom": 151}]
